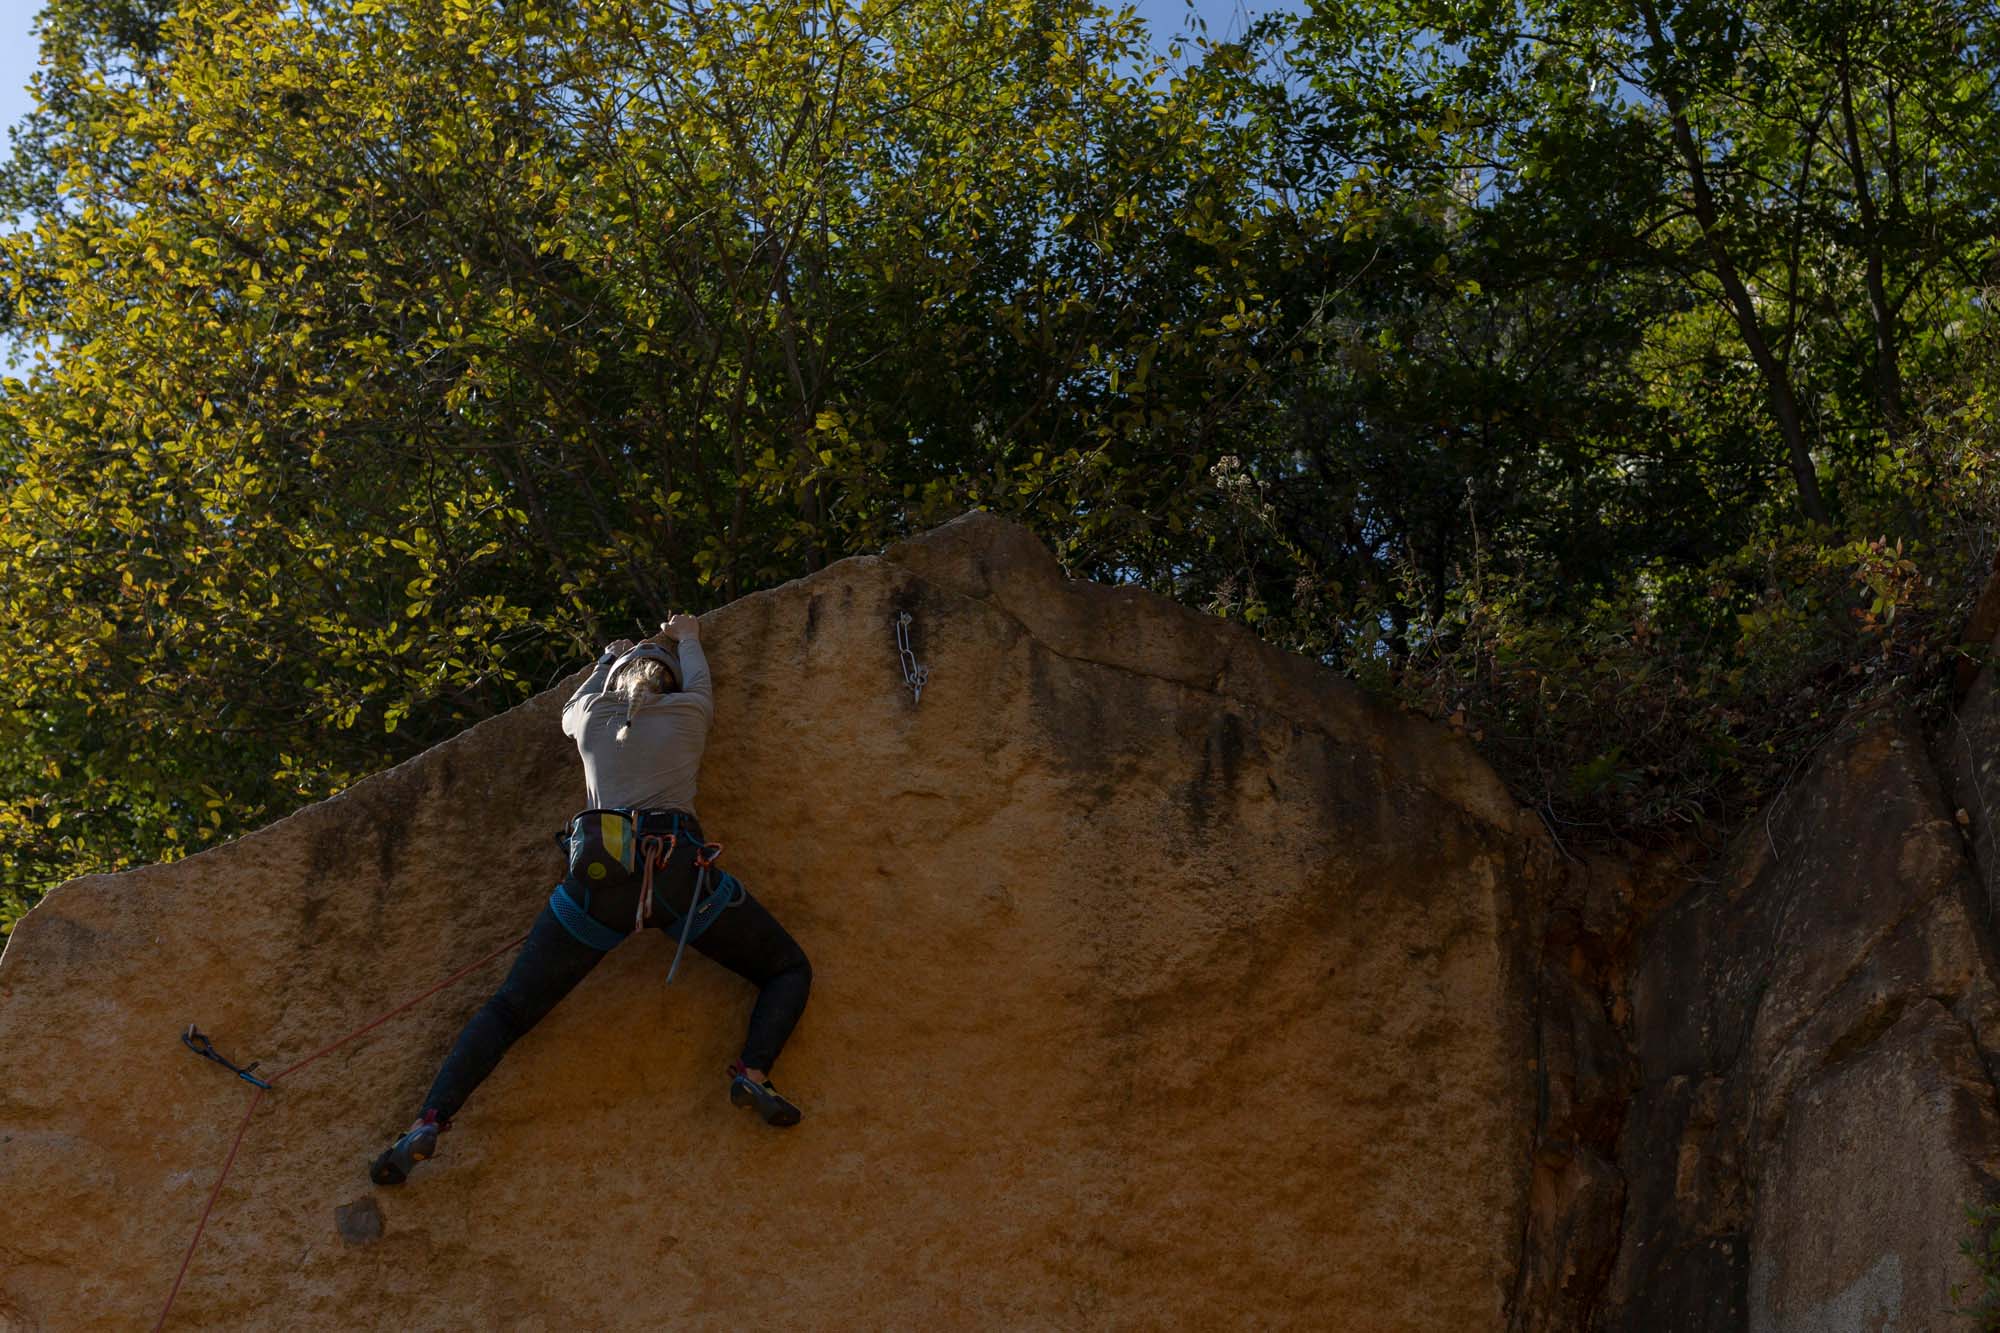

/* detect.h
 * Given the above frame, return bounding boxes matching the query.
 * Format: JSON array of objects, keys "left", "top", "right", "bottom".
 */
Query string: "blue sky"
[
  {"left": 0, "top": 1, "right": 44, "bottom": 149},
  {"left": 0, "top": 0, "right": 1295, "bottom": 153}
]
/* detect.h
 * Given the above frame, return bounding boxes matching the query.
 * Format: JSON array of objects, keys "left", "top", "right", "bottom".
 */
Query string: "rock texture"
[
  {"left": 1603, "top": 705, "right": 2000, "bottom": 1330},
  {"left": 0, "top": 513, "right": 1551, "bottom": 1330},
  {"left": 1508, "top": 884, "right": 1637, "bottom": 1333}
]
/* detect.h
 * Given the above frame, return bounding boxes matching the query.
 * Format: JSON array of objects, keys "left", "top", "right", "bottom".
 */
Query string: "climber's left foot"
[
  {"left": 728, "top": 1062, "right": 801, "bottom": 1128},
  {"left": 369, "top": 1110, "right": 446, "bottom": 1185}
]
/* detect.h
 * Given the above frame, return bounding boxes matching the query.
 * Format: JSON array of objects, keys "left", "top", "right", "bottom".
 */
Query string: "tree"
[
  {"left": 1289, "top": 0, "right": 2000, "bottom": 531},
  {"left": 0, "top": 0, "right": 1288, "bottom": 911}
]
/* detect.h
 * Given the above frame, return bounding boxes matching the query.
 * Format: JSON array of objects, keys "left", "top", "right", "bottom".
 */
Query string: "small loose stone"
[{"left": 335, "top": 1196, "right": 384, "bottom": 1247}]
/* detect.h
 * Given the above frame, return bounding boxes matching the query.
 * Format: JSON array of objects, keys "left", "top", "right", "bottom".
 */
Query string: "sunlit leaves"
[{"left": 0, "top": 0, "right": 1287, "bottom": 907}]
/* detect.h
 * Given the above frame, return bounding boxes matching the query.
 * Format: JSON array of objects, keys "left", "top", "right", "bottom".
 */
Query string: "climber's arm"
[
  {"left": 663, "top": 615, "right": 713, "bottom": 719},
  {"left": 562, "top": 639, "right": 633, "bottom": 735}
]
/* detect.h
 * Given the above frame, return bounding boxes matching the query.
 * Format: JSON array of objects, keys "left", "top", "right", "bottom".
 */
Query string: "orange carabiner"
[{"left": 635, "top": 833, "right": 678, "bottom": 932}]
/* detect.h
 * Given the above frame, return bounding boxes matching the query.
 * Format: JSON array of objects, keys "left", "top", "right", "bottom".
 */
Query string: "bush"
[{"left": 1356, "top": 520, "right": 1981, "bottom": 848}]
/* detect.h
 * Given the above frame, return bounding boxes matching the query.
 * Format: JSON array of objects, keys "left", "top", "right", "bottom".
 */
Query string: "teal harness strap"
[{"left": 549, "top": 881, "right": 629, "bottom": 953}]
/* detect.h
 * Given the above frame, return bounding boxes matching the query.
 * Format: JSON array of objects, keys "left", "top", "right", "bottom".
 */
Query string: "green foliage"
[
  {"left": 2, "top": 0, "right": 1997, "bottom": 921},
  {"left": 1954, "top": 1202, "right": 2000, "bottom": 1328},
  {"left": 1173, "top": 0, "right": 2000, "bottom": 840},
  {"left": 1291, "top": 0, "right": 2000, "bottom": 528},
  {"left": 0, "top": 0, "right": 1291, "bottom": 915},
  {"left": 1375, "top": 522, "right": 1974, "bottom": 836}
]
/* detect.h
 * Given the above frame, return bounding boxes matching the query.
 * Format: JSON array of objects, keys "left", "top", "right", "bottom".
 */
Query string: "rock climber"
[{"left": 369, "top": 612, "right": 813, "bottom": 1186}]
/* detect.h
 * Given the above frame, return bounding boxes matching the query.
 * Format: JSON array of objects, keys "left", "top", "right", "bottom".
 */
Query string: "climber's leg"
[
  {"left": 683, "top": 888, "right": 811, "bottom": 1126},
  {"left": 689, "top": 888, "right": 812, "bottom": 1072},
  {"left": 370, "top": 903, "right": 605, "bottom": 1184},
  {"left": 421, "top": 902, "right": 608, "bottom": 1118}
]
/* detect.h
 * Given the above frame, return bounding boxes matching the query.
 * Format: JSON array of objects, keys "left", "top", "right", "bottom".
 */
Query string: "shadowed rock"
[{"left": 1605, "top": 705, "right": 2000, "bottom": 1330}]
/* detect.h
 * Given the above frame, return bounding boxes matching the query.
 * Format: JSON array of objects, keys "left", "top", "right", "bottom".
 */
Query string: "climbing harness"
[
  {"left": 160, "top": 927, "right": 529, "bottom": 1331},
  {"left": 181, "top": 1025, "right": 271, "bottom": 1090},
  {"left": 895, "top": 611, "right": 930, "bottom": 704},
  {"left": 548, "top": 808, "right": 745, "bottom": 980}
]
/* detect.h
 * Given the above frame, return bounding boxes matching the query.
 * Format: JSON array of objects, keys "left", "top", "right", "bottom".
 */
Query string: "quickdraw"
[{"left": 180, "top": 1025, "right": 271, "bottom": 1090}]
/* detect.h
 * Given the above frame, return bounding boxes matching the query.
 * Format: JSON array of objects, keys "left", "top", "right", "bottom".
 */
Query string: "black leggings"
[{"left": 419, "top": 852, "right": 811, "bottom": 1122}]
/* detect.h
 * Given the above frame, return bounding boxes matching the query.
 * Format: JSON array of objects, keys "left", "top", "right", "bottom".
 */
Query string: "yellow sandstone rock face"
[{"left": 0, "top": 513, "right": 1546, "bottom": 1330}]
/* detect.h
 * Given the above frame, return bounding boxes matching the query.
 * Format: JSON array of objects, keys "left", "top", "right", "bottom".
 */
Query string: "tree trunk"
[
  {"left": 1837, "top": 53, "right": 1909, "bottom": 441},
  {"left": 1638, "top": 0, "right": 1833, "bottom": 529}
]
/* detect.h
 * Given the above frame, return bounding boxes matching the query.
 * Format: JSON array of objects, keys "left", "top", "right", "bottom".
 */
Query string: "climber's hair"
[{"left": 613, "top": 658, "right": 674, "bottom": 738}]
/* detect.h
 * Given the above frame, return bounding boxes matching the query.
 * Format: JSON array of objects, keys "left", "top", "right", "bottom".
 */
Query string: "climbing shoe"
[
  {"left": 369, "top": 1110, "right": 446, "bottom": 1186},
  {"left": 728, "top": 1062, "right": 802, "bottom": 1128}
]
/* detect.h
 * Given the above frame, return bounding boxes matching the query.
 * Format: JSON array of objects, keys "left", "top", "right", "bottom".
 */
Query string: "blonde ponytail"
[{"left": 613, "top": 658, "right": 670, "bottom": 739}]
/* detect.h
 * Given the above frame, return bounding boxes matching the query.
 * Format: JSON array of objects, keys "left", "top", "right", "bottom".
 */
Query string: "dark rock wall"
[{"left": 1598, "top": 705, "right": 2000, "bottom": 1330}]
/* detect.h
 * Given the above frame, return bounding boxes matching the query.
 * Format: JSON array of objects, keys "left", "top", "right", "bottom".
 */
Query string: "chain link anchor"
[{"left": 895, "top": 611, "right": 930, "bottom": 704}]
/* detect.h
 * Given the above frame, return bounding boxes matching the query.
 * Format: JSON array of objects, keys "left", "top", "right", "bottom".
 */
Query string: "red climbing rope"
[
  {"left": 155, "top": 928, "right": 529, "bottom": 1329},
  {"left": 153, "top": 1086, "right": 263, "bottom": 1333},
  {"left": 269, "top": 929, "right": 530, "bottom": 1084}
]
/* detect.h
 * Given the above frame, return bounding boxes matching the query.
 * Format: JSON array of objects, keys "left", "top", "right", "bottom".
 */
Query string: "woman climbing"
[{"left": 369, "top": 612, "right": 813, "bottom": 1186}]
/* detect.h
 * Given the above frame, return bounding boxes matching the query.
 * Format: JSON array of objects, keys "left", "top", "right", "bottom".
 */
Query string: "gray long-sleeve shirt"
[{"left": 561, "top": 638, "right": 713, "bottom": 814}]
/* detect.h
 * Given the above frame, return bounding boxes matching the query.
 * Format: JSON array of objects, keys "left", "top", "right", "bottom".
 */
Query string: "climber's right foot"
[
  {"left": 369, "top": 1111, "right": 445, "bottom": 1186},
  {"left": 728, "top": 1063, "right": 802, "bottom": 1128}
]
